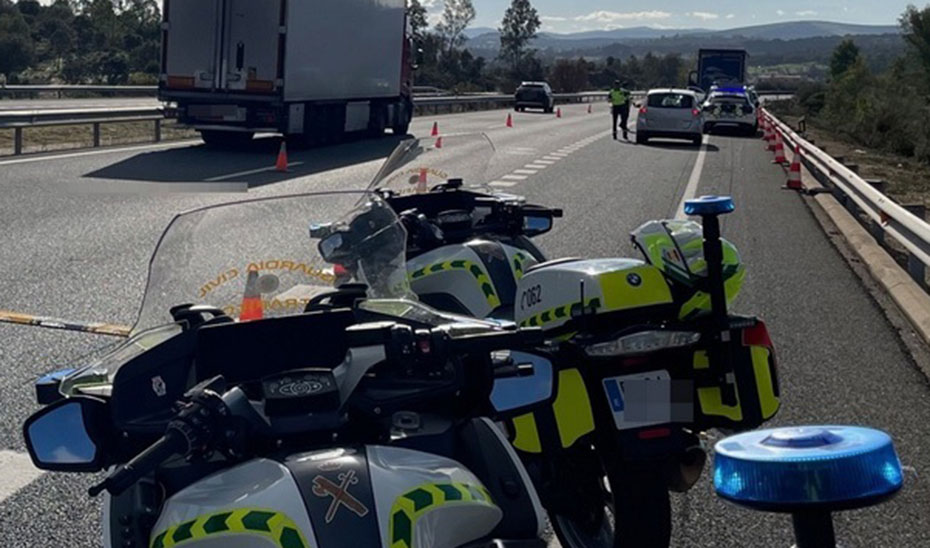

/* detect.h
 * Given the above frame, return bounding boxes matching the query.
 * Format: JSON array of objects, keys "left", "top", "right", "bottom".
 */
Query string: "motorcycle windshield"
[
  {"left": 134, "top": 191, "right": 412, "bottom": 332},
  {"left": 366, "top": 133, "right": 495, "bottom": 196}
]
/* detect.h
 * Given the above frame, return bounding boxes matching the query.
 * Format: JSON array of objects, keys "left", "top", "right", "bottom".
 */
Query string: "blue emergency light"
[
  {"left": 684, "top": 195, "right": 735, "bottom": 217},
  {"left": 714, "top": 425, "right": 903, "bottom": 548}
]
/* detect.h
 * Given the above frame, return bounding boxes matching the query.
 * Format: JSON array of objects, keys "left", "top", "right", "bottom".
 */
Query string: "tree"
[
  {"left": 901, "top": 5, "right": 930, "bottom": 75},
  {"left": 0, "top": 11, "right": 34, "bottom": 76},
  {"left": 498, "top": 0, "right": 540, "bottom": 70},
  {"left": 830, "top": 39, "right": 861, "bottom": 79},
  {"left": 435, "top": 0, "right": 474, "bottom": 56},
  {"left": 406, "top": 0, "right": 428, "bottom": 38},
  {"left": 549, "top": 58, "right": 588, "bottom": 92}
]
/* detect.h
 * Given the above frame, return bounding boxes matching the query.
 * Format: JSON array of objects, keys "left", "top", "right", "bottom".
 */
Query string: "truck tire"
[{"left": 199, "top": 130, "right": 254, "bottom": 148}]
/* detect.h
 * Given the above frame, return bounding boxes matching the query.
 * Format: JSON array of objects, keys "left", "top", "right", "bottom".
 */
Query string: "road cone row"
[
  {"left": 764, "top": 119, "right": 776, "bottom": 151},
  {"left": 785, "top": 143, "right": 803, "bottom": 191},
  {"left": 772, "top": 131, "right": 787, "bottom": 165},
  {"left": 431, "top": 121, "right": 439, "bottom": 137}
]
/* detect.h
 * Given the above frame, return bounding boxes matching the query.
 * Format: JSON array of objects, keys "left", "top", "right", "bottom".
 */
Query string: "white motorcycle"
[{"left": 23, "top": 192, "right": 553, "bottom": 548}]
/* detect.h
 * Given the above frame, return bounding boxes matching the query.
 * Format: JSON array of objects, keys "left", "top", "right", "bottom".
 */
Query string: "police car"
[{"left": 702, "top": 86, "right": 758, "bottom": 136}]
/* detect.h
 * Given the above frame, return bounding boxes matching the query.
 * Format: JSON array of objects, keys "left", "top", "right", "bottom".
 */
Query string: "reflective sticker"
[
  {"left": 388, "top": 482, "right": 497, "bottom": 548},
  {"left": 150, "top": 508, "right": 310, "bottom": 548},
  {"left": 408, "top": 260, "right": 501, "bottom": 308},
  {"left": 552, "top": 369, "right": 595, "bottom": 447},
  {"left": 511, "top": 413, "right": 542, "bottom": 453}
]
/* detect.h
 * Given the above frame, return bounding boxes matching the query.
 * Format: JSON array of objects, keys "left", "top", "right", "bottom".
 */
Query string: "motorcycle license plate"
[{"left": 602, "top": 371, "right": 675, "bottom": 431}]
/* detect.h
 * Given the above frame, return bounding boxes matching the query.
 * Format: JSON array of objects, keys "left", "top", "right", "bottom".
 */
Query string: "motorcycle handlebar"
[{"left": 89, "top": 428, "right": 187, "bottom": 497}]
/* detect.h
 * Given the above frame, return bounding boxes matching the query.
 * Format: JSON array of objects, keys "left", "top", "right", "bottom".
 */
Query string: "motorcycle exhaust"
[{"left": 666, "top": 445, "right": 707, "bottom": 493}]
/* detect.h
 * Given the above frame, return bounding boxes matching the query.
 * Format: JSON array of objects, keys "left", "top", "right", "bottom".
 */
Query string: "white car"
[
  {"left": 635, "top": 89, "right": 704, "bottom": 146},
  {"left": 702, "top": 90, "right": 758, "bottom": 135}
]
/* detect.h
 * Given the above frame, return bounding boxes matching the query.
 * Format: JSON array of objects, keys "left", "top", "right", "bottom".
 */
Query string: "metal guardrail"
[
  {"left": 0, "top": 92, "right": 619, "bottom": 156},
  {"left": 763, "top": 109, "right": 930, "bottom": 290},
  {"left": 0, "top": 84, "right": 158, "bottom": 98}
]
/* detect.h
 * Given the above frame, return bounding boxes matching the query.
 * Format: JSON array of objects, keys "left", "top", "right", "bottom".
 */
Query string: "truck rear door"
[
  {"left": 162, "top": 0, "right": 222, "bottom": 90},
  {"left": 220, "top": 0, "right": 284, "bottom": 93}
]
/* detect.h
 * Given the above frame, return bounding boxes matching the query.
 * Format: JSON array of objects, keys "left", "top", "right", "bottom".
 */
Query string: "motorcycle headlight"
[{"left": 584, "top": 330, "right": 701, "bottom": 358}]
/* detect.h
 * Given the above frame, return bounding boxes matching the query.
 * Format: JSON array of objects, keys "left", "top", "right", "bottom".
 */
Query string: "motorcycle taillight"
[{"left": 742, "top": 320, "right": 773, "bottom": 349}]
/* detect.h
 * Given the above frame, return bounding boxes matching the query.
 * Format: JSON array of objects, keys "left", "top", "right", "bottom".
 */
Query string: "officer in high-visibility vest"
[{"left": 609, "top": 80, "right": 632, "bottom": 140}]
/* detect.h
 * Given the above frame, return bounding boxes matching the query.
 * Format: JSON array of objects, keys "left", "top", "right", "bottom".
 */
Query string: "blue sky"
[{"left": 421, "top": 0, "right": 913, "bottom": 33}]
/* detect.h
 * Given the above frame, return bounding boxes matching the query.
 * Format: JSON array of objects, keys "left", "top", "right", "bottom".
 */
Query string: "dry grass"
[
  {"left": 779, "top": 114, "right": 930, "bottom": 208},
  {"left": 0, "top": 120, "right": 198, "bottom": 156}
]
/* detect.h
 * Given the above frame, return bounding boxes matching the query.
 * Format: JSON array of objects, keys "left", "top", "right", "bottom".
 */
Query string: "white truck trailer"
[{"left": 159, "top": 0, "right": 414, "bottom": 146}]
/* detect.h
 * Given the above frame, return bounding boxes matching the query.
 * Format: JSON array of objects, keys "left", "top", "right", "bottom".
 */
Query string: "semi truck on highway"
[
  {"left": 689, "top": 49, "right": 749, "bottom": 93},
  {"left": 158, "top": 0, "right": 414, "bottom": 146}
]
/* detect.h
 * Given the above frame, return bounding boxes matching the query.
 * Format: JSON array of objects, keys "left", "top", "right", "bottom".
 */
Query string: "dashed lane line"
[
  {"left": 674, "top": 135, "right": 711, "bottom": 220},
  {"left": 487, "top": 129, "right": 612, "bottom": 191},
  {"left": 0, "top": 451, "right": 43, "bottom": 505}
]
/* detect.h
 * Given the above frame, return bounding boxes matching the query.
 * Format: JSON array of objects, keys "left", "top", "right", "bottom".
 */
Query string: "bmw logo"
[{"left": 627, "top": 273, "right": 642, "bottom": 287}]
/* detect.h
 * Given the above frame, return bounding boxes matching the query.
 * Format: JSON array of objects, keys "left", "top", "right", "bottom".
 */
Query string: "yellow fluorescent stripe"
[
  {"left": 751, "top": 347, "right": 780, "bottom": 419},
  {"left": 552, "top": 369, "right": 595, "bottom": 448},
  {"left": 511, "top": 413, "right": 542, "bottom": 453}
]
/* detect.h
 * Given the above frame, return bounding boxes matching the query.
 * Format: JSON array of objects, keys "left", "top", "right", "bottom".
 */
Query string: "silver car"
[
  {"left": 702, "top": 91, "right": 758, "bottom": 135},
  {"left": 635, "top": 89, "right": 704, "bottom": 146}
]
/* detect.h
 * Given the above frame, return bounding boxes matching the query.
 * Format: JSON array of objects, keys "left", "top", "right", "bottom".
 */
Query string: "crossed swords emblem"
[{"left": 312, "top": 470, "right": 370, "bottom": 523}]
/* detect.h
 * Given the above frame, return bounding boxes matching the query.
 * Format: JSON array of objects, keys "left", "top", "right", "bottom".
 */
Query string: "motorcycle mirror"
[
  {"left": 490, "top": 351, "right": 555, "bottom": 416},
  {"left": 523, "top": 215, "right": 553, "bottom": 237},
  {"left": 23, "top": 396, "right": 109, "bottom": 472}
]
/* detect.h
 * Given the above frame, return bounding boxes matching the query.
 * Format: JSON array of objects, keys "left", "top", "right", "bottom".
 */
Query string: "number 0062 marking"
[{"left": 520, "top": 285, "right": 542, "bottom": 310}]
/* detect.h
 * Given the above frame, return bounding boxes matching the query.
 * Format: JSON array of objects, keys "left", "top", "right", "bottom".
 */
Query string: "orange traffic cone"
[
  {"left": 275, "top": 140, "right": 289, "bottom": 172},
  {"left": 417, "top": 167, "right": 428, "bottom": 193},
  {"left": 239, "top": 270, "right": 264, "bottom": 321},
  {"left": 765, "top": 121, "right": 776, "bottom": 151},
  {"left": 431, "top": 121, "right": 439, "bottom": 137},
  {"left": 506, "top": 113, "right": 513, "bottom": 128},
  {"left": 785, "top": 144, "right": 803, "bottom": 190},
  {"left": 556, "top": 107, "right": 562, "bottom": 118},
  {"left": 434, "top": 136, "right": 443, "bottom": 149},
  {"left": 772, "top": 131, "right": 787, "bottom": 165},
  {"left": 587, "top": 104, "right": 592, "bottom": 114}
]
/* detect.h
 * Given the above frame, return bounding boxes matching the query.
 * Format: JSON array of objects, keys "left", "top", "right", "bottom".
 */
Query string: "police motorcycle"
[
  {"left": 22, "top": 191, "right": 558, "bottom": 548},
  {"left": 349, "top": 134, "right": 782, "bottom": 548}
]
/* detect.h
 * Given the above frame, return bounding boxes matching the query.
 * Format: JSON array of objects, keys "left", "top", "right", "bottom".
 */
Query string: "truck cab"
[{"left": 689, "top": 49, "right": 749, "bottom": 95}]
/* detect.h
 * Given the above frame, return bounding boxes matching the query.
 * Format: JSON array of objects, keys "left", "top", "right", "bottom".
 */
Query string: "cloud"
[
  {"left": 776, "top": 9, "right": 785, "bottom": 16},
  {"left": 688, "top": 11, "right": 720, "bottom": 21},
  {"left": 726, "top": 14, "right": 736, "bottom": 19},
  {"left": 796, "top": 10, "right": 818, "bottom": 16},
  {"left": 573, "top": 10, "right": 673, "bottom": 24},
  {"left": 540, "top": 15, "right": 568, "bottom": 22}
]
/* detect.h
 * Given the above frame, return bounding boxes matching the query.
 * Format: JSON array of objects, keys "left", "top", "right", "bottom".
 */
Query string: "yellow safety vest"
[{"left": 610, "top": 89, "right": 630, "bottom": 106}]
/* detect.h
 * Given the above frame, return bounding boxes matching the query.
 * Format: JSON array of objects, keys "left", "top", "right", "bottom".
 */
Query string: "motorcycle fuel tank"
[
  {"left": 408, "top": 240, "right": 536, "bottom": 319},
  {"left": 514, "top": 258, "right": 674, "bottom": 333},
  {"left": 148, "top": 446, "right": 500, "bottom": 548}
]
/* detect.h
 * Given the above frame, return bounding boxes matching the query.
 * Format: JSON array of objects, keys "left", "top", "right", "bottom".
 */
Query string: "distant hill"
[{"left": 464, "top": 20, "right": 899, "bottom": 53}]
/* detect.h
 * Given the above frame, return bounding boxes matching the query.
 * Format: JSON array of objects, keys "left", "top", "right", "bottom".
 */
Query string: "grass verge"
[{"left": 0, "top": 120, "right": 198, "bottom": 156}]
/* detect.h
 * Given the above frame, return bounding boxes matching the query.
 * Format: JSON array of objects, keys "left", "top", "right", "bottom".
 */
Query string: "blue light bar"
[
  {"left": 714, "top": 426, "right": 903, "bottom": 512},
  {"left": 684, "top": 195, "right": 735, "bottom": 216}
]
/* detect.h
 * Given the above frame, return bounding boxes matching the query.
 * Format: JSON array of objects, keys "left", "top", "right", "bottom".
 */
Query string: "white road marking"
[
  {"left": 525, "top": 164, "right": 547, "bottom": 169},
  {"left": 542, "top": 156, "right": 562, "bottom": 161},
  {"left": 513, "top": 169, "right": 537, "bottom": 175},
  {"left": 501, "top": 174, "right": 528, "bottom": 181},
  {"left": 0, "top": 451, "right": 43, "bottom": 503},
  {"left": 203, "top": 162, "right": 305, "bottom": 182},
  {"left": 550, "top": 153, "right": 569, "bottom": 158},
  {"left": 675, "top": 135, "right": 711, "bottom": 220},
  {"left": 535, "top": 160, "right": 555, "bottom": 165},
  {"left": 489, "top": 181, "right": 518, "bottom": 187},
  {"left": 0, "top": 140, "right": 199, "bottom": 166}
]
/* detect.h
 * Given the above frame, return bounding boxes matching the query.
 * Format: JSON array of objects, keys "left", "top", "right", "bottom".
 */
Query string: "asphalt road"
[{"left": 1, "top": 103, "right": 929, "bottom": 547}]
